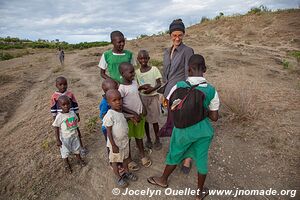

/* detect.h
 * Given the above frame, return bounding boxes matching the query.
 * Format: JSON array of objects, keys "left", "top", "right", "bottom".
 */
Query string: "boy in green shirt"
[{"left": 99, "top": 31, "right": 136, "bottom": 83}]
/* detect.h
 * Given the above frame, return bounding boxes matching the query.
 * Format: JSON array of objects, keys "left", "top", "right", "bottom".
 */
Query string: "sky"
[{"left": 0, "top": 0, "right": 299, "bottom": 43}]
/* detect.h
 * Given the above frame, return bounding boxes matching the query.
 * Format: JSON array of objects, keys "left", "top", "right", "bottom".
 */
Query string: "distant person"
[
  {"left": 98, "top": 30, "right": 136, "bottom": 83},
  {"left": 148, "top": 54, "right": 220, "bottom": 200},
  {"left": 50, "top": 76, "right": 88, "bottom": 156},
  {"left": 135, "top": 50, "right": 162, "bottom": 150},
  {"left": 58, "top": 47, "right": 64, "bottom": 65},
  {"left": 159, "top": 19, "right": 194, "bottom": 173},
  {"left": 118, "top": 62, "right": 152, "bottom": 170},
  {"left": 103, "top": 89, "right": 138, "bottom": 188},
  {"left": 52, "top": 95, "right": 86, "bottom": 173}
]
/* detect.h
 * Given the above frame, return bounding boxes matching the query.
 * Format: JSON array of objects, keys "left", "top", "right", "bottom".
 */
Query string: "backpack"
[{"left": 169, "top": 81, "right": 208, "bottom": 128}]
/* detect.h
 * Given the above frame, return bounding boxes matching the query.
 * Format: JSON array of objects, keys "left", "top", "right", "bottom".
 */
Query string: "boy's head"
[
  {"left": 137, "top": 50, "right": 150, "bottom": 67},
  {"left": 56, "top": 76, "right": 68, "bottom": 93},
  {"left": 188, "top": 54, "right": 207, "bottom": 76},
  {"left": 110, "top": 30, "right": 125, "bottom": 53},
  {"left": 106, "top": 89, "right": 122, "bottom": 111},
  {"left": 102, "top": 78, "right": 118, "bottom": 93},
  {"left": 119, "top": 62, "right": 135, "bottom": 82},
  {"left": 58, "top": 95, "right": 71, "bottom": 113}
]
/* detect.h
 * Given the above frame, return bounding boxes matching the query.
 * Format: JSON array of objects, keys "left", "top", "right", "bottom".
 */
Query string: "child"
[
  {"left": 118, "top": 62, "right": 152, "bottom": 169},
  {"left": 147, "top": 54, "right": 220, "bottom": 200},
  {"left": 50, "top": 76, "right": 88, "bottom": 155},
  {"left": 52, "top": 95, "right": 86, "bottom": 173},
  {"left": 99, "top": 79, "right": 119, "bottom": 143},
  {"left": 103, "top": 89, "right": 138, "bottom": 187},
  {"left": 58, "top": 47, "right": 64, "bottom": 65},
  {"left": 135, "top": 50, "right": 162, "bottom": 150},
  {"left": 98, "top": 30, "right": 136, "bottom": 83}
]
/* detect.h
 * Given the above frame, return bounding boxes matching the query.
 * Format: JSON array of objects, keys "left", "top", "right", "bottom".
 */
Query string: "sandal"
[
  {"left": 128, "top": 161, "right": 140, "bottom": 171},
  {"left": 145, "top": 148, "right": 152, "bottom": 156},
  {"left": 145, "top": 140, "right": 153, "bottom": 149},
  {"left": 196, "top": 187, "right": 209, "bottom": 200},
  {"left": 147, "top": 176, "right": 168, "bottom": 188},
  {"left": 122, "top": 172, "right": 138, "bottom": 182},
  {"left": 116, "top": 176, "right": 128, "bottom": 188},
  {"left": 141, "top": 156, "right": 152, "bottom": 168},
  {"left": 153, "top": 140, "right": 162, "bottom": 151}
]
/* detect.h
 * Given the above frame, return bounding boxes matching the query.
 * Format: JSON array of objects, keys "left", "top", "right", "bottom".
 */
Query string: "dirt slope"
[{"left": 0, "top": 10, "right": 299, "bottom": 200}]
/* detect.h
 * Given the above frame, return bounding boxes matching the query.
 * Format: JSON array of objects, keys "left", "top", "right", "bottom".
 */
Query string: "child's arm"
[
  {"left": 77, "top": 127, "right": 84, "bottom": 147},
  {"left": 106, "top": 126, "right": 119, "bottom": 153},
  {"left": 54, "top": 127, "right": 62, "bottom": 147},
  {"left": 100, "top": 69, "right": 111, "bottom": 80},
  {"left": 143, "top": 78, "right": 162, "bottom": 94},
  {"left": 122, "top": 106, "right": 140, "bottom": 122}
]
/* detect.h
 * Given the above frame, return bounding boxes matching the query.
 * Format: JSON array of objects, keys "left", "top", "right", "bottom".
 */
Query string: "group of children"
[{"left": 50, "top": 29, "right": 220, "bottom": 199}]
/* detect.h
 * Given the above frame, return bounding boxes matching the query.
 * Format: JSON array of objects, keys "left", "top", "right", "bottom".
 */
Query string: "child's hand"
[
  {"left": 130, "top": 117, "right": 138, "bottom": 125},
  {"left": 112, "top": 145, "right": 119, "bottom": 153},
  {"left": 133, "top": 113, "right": 141, "bottom": 122},
  {"left": 138, "top": 84, "right": 151, "bottom": 91},
  {"left": 143, "top": 86, "right": 154, "bottom": 94},
  {"left": 57, "top": 140, "right": 62, "bottom": 147}
]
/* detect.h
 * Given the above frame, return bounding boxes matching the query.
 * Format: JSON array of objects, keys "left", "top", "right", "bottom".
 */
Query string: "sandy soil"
[{"left": 0, "top": 10, "right": 299, "bottom": 200}]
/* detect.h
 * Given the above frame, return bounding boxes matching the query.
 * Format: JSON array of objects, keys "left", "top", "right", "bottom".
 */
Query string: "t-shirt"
[
  {"left": 135, "top": 66, "right": 162, "bottom": 96},
  {"left": 52, "top": 111, "right": 78, "bottom": 139},
  {"left": 103, "top": 109, "right": 129, "bottom": 149},
  {"left": 118, "top": 80, "right": 143, "bottom": 115},
  {"left": 99, "top": 96, "right": 110, "bottom": 134},
  {"left": 50, "top": 91, "right": 79, "bottom": 117},
  {"left": 98, "top": 50, "right": 136, "bottom": 83}
]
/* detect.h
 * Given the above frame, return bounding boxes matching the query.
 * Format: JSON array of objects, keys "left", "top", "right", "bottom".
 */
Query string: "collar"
[
  {"left": 167, "top": 42, "right": 185, "bottom": 53},
  {"left": 186, "top": 77, "right": 207, "bottom": 86}
]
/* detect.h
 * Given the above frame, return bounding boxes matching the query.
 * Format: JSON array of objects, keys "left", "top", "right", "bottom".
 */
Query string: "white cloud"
[{"left": 0, "top": 0, "right": 299, "bottom": 43}]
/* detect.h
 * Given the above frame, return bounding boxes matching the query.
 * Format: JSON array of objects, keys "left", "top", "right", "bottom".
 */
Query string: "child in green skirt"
[
  {"left": 147, "top": 54, "right": 220, "bottom": 200},
  {"left": 118, "top": 62, "right": 152, "bottom": 170}
]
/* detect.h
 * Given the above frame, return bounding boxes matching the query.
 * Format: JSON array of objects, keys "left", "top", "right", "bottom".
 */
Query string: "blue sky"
[{"left": 0, "top": 0, "right": 299, "bottom": 43}]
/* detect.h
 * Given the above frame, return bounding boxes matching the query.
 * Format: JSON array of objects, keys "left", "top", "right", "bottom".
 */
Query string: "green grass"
[
  {"left": 86, "top": 116, "right": 98, "bottom": 134},
  {"left": 0, "top": 36, "right": 110, "bottom": 50},
  {"left": 282, "top": 59, "right": 290, "bottom": 69},
  {"left": 149, "top": 59, "right": 163, "bottom": 67},
  {"left": 289, "top": 50, "right": 300, "bottom": 62},
  {"left": 0, "top": 52, "right": 14, "bottom": 60}
]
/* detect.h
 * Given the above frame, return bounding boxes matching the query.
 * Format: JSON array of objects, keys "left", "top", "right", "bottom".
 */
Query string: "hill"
[{"left": 0, "top": 9, "right": 299, "bottom": 200}]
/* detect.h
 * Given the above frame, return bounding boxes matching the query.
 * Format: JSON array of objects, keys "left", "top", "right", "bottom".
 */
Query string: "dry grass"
[
  {"left": 0, "top": 74, "right": 12, "bottom": 84},
  {"left": 218, "top": 73, "right": 260, "bottom": 122}
]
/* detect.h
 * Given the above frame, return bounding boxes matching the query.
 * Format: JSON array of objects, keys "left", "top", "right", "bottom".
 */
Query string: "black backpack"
[{"left": 169, "top": 81, "right": 208, "bottom": 128}]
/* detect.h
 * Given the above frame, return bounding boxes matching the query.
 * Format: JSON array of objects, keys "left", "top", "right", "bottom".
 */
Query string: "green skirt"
[
  {"left": 165, "top": 118, "right": 214, "bottom": 174},
  {"left": 128, "top": 116, "right": 145, "bottom": 139}
]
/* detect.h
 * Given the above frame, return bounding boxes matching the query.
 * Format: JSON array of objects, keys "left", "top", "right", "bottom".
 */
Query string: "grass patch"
[
  {"left": 85, "top": 116, "right": 98, "bottom": 134},
  {"left": 219, "top": 74, "right": 260, "bottom": 122},
  {"left": 0, "top": 52, "right": 14, "bottom": 60},
  {"left": 289, "top": 50, "right": 300, "bottom": 62},
  {"left": 282, "top": 59, "right": 290, "bottom": 69}
]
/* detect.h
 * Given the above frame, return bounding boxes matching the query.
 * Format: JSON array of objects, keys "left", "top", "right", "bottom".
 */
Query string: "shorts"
[
  {"left": 108, "top": 143, "right": 130, "bottom": 163},
  {"left": 60, "top": 135, "right": 81, "bottom": 159},
  {"left": 140, "top": 94, "right": 160, "bottom": 124},
  {"left": 128, "top": 116, "right": 145, "bottom": 139}
]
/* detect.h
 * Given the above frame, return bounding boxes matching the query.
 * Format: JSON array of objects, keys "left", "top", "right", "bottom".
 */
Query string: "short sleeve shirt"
[
  {"left": 52, "top": 111, "right": 78, "bottom": 138},
  {"left": 135, "top": 66, "right": 162, "bottom": 96},
  {"left": 103, "top": 109, "right": 129, "bottom": 149},
  {"left": 118, "top": 80, "right": 143, "bottom": 115}
]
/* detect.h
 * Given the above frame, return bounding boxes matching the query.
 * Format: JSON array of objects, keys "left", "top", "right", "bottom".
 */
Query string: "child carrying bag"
[{"left": 169, "top": 81, "right": 208, "bottom": 128}]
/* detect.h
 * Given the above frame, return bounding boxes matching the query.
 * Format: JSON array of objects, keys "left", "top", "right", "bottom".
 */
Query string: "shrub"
[
  {"left": 247, "top": 5, "right": 271, "bottom": 15},
  {"left": 200, "top": 16, "right": 210, "bottom": 23},
  {"left": 282, "top": 59, "right": 290, "bottom": 69},
  {"left": 219, "top": 75, "right": 259, "bottom": 122},
  {"left": 86, "top": 116, "right": 98, "bottom": 134},
  {"left": 149, "top": 59, "right": 163, "bottom": 67},
  {"left": 289, "top": 50, "right": 300, "bottom": 62},
  {"left": 214, "top": 12, "right": 224, "bottom": 20},
  {"left": 0, "top": 52, "right": 14, "bottom": 60}
]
